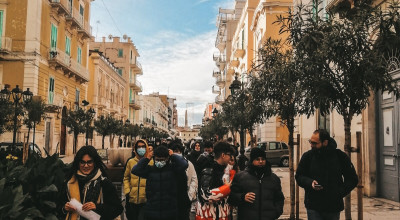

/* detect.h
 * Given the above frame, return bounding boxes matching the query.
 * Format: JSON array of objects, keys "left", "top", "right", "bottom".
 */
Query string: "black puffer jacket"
[
  {"left": 229, "top": 164, "right": 284, "bottom": 220},
  {"left": 295, "top": 138, "right": 358, "bottom": 212},
  {"left": 131, "top": 155, "right": 188, "bottom": 219}
]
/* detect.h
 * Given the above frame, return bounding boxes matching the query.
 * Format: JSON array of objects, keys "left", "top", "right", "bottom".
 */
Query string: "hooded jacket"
[
  {"left": 123, "top": 139, "right": 153, "bottom": 204},
  {"left": 228, "top": 163, "right": 284, "bottom": 220},
  {"left": 131, "top": 154, "right": 188, "bottom": 219},
  {"left": 295, "top": 138, "right": 358, "bottom": 212}
]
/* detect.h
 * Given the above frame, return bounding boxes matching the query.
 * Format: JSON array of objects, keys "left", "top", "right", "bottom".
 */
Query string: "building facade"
[
  {"left": 0, "top": 0, "right": 94, "bottom": 156},
  {"left": 137, "top": 93, "right": 169, "bottom": 133},
  {"left": 89, "top": 36, "right": 143, "bottom": 125}
]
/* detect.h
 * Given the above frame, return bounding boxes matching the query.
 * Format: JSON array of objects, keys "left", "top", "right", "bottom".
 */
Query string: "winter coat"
[
  {"left": 131, "top": 154, "right": 188, "bottom": 219},
  {"left": 295, "top": 138, "right": 358, "bottom": 212},
  {"left": 228, "top": 164, "right": 284, "bottom": 220},
  {"left": 61, "top": 170, "right": 123, "bottom": 220},
  {"left": 187, "top": 159, "right": 198, "bottom": 201},
  {"left": 123, "top": 139, "right": 153, "bottom": 204},
  {"left": 196, "top": 161, "right": 231, "bottom": 220}
]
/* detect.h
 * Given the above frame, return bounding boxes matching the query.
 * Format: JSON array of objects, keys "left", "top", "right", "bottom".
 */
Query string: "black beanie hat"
[{"left": 250, "top": 147, "right": 267, "bottom": 162}]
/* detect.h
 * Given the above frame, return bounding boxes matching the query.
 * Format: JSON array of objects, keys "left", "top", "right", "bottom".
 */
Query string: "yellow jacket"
[{"left": 123, "top": 140, "right": 153, "bottom": 204}]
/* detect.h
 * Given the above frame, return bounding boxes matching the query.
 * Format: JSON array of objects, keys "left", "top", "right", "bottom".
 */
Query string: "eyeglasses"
[
  {"left": 308, "top": 140, "right": 320, "bottom": 145},
  {"left": 80, "top": 160, "right": 94, "bottom": 166}
]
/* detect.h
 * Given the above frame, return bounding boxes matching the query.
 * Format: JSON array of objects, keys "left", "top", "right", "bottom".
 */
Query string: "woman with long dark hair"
[{"left": 60, "top": 145, "right": 123, "bottom": 220}]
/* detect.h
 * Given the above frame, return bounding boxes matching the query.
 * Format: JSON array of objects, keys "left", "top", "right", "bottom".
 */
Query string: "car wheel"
[{"left": 280, "top": 158, "right": 289, "bottom": 167}]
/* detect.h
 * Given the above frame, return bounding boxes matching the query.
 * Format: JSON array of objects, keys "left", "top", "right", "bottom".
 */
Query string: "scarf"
[{"left": 76, "top": 169, "right": 103, "bottom": 203}]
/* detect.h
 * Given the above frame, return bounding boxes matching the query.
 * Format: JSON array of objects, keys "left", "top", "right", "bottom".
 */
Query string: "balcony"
[
  {"left": 215, "top": 34, "right": 227, "bottom": 51},
  {"left": 66, "top": 8, "right": 91, "bottom": 39},
  {"left": 97, "top": 97, "right": 106, "bottom": 109},
  {"left": 49, "top": 0, "right": 71, "bottom": 16},
  {"left": 129, "top": 99, "right": 141, "bottom": 110},
  {"left": 213, "top": 53, "right": 226, "bottom": 70},
  {"left": 131, "top": 60, "right": 143, "bottom": 75},
  {"left": 215, "top": 94, "right": 224, "bottom": 104},
  {"left": 234, "top": 48, "right": 246, "bottom": 58},
  {"left": 230, "top": 59, "right": 239, "bottom": 68},
  {"left": 0, "top": 37, "right": 12, "bottom": 55},
  {"left": 130, "top": 79, "right": 143, "bottom": 92},
  {"left": 213, "top": 70, "right": 221, "bottom": 77},
  {"left": 216, "top": 75, "right": 225, "bottom": 86},
  {"left": 212, "top": 85, "right": 220, "bottom": 94},
  {"left": 45, "top": 93, "right": 63, "bottom": 114},
  {"left": 48, "top": 48, "right": 89, "bottom": 83}
]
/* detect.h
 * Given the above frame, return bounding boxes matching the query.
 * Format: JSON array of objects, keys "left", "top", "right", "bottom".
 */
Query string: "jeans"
[
  {"left": 125, "top": 202, "right": 145, "bottom": 220},
  {"left": 307, "top": 209, "right": 340, "bottom": 220}
]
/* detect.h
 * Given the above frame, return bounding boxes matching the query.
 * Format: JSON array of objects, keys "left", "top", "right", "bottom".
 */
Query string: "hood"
[{"left": 134, "top": 139, "right": 150, "bottom": 158}]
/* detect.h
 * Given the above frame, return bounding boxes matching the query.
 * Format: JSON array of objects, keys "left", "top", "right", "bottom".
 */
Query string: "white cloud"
[{"left": 139, "top": 31, "right": 217, "bottom": 126}]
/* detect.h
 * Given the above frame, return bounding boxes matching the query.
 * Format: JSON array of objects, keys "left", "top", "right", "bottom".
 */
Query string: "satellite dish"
[
  {"left": 123, "top": 34, "right": 128, "bottom": 40},
  {"left": 108, "top": 34, "right": 113, "bottom": 40}
]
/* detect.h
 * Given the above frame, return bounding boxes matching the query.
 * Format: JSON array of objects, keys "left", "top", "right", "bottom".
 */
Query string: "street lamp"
[
  {"left": 85, "top": 107, "right": 96, "bottom": 146},
  {"left": 229, "top": 74, "right": 247, "bottom": 170},
  {"left": 0, "top": 85, "right": 33, "bottom": 149},
  {"left": 212, "top": 107, "right": 219, "bottom": 117}
]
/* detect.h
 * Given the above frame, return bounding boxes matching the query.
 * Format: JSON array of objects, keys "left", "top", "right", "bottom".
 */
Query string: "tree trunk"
[
  {"left": 73, "top": 133, "right": 78, "bottom": 154},
  {"left": 238, "top": 128, "right": 247, "bottom": 171},
  {"left": 288, "top": 119, "right": 295, "bottom": 220},
  {"left": 344, "top": 115, "right": 353, "bottom": 220},
  {"left": 102, "top": 135, "right": 105, "bottom": 149}
]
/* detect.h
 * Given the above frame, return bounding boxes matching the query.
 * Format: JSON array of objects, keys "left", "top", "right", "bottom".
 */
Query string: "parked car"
[
  {"left": 0, "top": 142, "right": 42, "bottom": 157},
  {"left": 243, "top": 141, "right": 289, "bottom": 167}
]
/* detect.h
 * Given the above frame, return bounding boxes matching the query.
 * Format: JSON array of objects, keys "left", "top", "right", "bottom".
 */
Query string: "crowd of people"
[{"left": 59, "top": 129, "right": 358, "bottom": 220}]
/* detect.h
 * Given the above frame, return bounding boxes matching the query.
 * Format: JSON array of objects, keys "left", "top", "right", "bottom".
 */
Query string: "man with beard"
[
  {"left": 228, "top": 147, "right": 284, "bottom": 220},
  {"left": 296, "top": 129, "right": 358, "bottom": 220}
]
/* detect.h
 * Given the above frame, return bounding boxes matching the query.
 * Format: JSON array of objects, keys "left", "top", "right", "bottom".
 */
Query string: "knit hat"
[{"left": 250, "top": 147, "right": 267, "bottom": 162}]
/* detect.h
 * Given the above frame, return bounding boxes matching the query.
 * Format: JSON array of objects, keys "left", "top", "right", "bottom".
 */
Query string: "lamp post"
[
  {"left": 229, "top": 75, "right": 247, "bottom": 170},
  {"left": 85, "top": 107, "right": 96, "bottom": 146},
  {"left": 125, "top": 119, "right": 130, "bottom": 147},
  {"left": 0, "top": 85, "right": 33, "bottom": 150}
]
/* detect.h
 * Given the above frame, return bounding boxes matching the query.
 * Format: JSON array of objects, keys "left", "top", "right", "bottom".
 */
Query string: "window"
[
  {"left": 241, "top": 29, "right": 244, "bottom": 49},
  {"left": 77, "top": 47, "right": 82, "bottom": 64},
  {"left": 118, "top": 68, "right": 123, "bottom": 76},
  {"left": 0, "top": 10, "right": 3, "bottom": 48},
  {"left": 48, "top": 77, "right": 55, "bottom": 104},
  {"left": 50, "top": 24, "right": 58, "bottom": 51},
  {"left": 318, "top": 111, "right": 330, "bottom": 134},
  {"left": 68, "top": 0, "right": 72, "bottom": 12},
  {"left": 75, "top": 88, "right": 80, "bottom": 110},
  {"left": 269, "top": 142, "right": 279, "bottom": 150},
  {"left": 118, "top": 49, "right": 123, "bottom": 57},
  {"left": 65, "top": 36, "right": 71, "bottom": 56},
  {"left": 79, "top": 5, "right": 84, "bottom": 24},
  {"left": 312, "top": 0, "right": 318, "bottom": 20}
]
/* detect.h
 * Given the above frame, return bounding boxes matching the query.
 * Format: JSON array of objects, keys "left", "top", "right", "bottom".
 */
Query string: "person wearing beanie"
[
  {"left": 228, "top": 147, "right": 284, "bottom": 220},
  {"left": 123, "top": 139, "right": 153, "bottom": 220}
]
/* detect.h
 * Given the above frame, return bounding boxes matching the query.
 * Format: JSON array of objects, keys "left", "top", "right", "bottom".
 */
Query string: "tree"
[
  {"left": 0, "top": 99, "right": 13, "bottom": 135},
  {"left": 199, "top": 114, "right": 228, "bottom": 141},
  {"left": 63, "top": 108, "right": 88, "bottom": 154},
  {"left": 23, "top": 98, "right": 46, "bottom": 151},
  {"left": 275, "top": 1, "right": 400, "bottom": 218},
  {"left": 94, "top": 114, "right": 117, "bottom": 149},
  {"left": 250, "top": 38, "right": 309, "bottom": 219}
]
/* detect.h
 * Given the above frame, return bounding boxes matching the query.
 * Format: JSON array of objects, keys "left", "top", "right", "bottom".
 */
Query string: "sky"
[{"left": 90, "top": 0, "right": 235, "bottom": 127}]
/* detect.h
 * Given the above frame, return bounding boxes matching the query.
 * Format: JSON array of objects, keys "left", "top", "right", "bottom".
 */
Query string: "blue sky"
[{"left": 90, "top": 0, "right": 235, "bottom": 126}]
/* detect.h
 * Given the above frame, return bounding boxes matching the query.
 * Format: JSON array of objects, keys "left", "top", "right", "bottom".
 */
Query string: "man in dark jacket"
[
  {"left": 296, "top": 129, "right": 358, "bottom": 220},
  {"left": 229, "top": 147, "right": 284, "bottom": 220},
  {"left": 131, "top": 145, "right": 188, "bottom": 220}
]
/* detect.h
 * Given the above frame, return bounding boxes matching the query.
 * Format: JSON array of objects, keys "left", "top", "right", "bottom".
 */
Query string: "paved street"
[{"left": 274, "top": 167, "right": 400, "bottom": 220}]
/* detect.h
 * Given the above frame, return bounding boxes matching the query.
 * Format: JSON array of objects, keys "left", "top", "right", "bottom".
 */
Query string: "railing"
[
  {"left": 213, "top": 70, "right": 221, "bottom": 77},
  {"left": 49, "top": 0, "right": 71, "bottom": 13},
  {"left": 0, "top": 37, "right": 12, "bottom": 52},
  {"left": 48, "top": 48, "right": 89, "bottom": 81},
  {"left": 79, "top": 20, "right": 92, "bottom": 36},
  {"left": 67, "top": 8, "right": 84, "bottom": 29},
  {"left": 216, "top": 75, "right": 225, "bottom": 84},
  {"left": 212, "top": 85, "right": 220, "bottom": 94},
  {"left": 130, "top": 79, "right": 143, "bottom": 91}
]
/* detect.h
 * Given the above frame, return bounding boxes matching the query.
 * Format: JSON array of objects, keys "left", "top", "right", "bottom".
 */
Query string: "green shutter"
[
  {"left": 75, "top": 89, "right": 80, "bottom": 109},
  {"left": 0, "top": 11, "right": 3, "bottom": 49},
  {"left": 51, "top": 24, "right": 58, "bottom": 50},
  {"left": 65, "top": 37, "right": 71, "bottom": 56},
  {"left": 118, "top": 49, "right": 123, "bottom": 57},
  {"left": 77, "top": 47, "right": 82, "bottom": 64},
  {"left": 48, "top": 77, "right": 54, "bottom": 104}
]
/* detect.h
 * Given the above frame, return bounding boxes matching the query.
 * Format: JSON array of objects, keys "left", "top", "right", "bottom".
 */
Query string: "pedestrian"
[
  {"left": 170, "top": 140, "right": 198, "bottom": 220},
  {"left": 123, "top": 139, "right": 153, "bottom": 220},
  {"left": 196, "top": 141, "right": 214, "bottom": 175},
  {"left": 187, "top": 141, "right": 202, "bottom": 168},
  {"left": 229, "top": 147, "right": 284, "bottom": 220},
  {"left": 60, "top": 145, "right": 123, "bottom": 220},
  {"left": 296, "top": 129, "right": 358, "bottom": 220},
  {"left": 196, "top": 141, "right": 235, "bottom": 220},
  {"left": 131, "top": 145, "right": 188, "bottom": 220}
]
